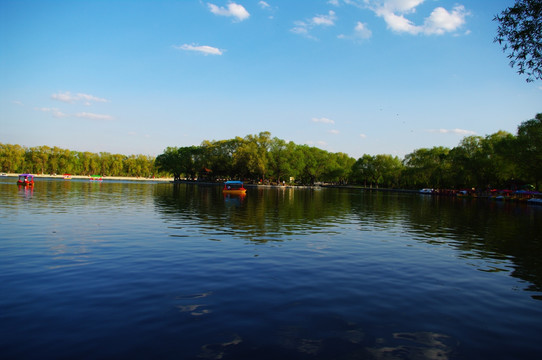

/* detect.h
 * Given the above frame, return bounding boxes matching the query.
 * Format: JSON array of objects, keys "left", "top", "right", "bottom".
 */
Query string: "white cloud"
[
  {"left": 365, "top": 0, "right": 468, "bottom": 35},
  {"left": 174, "top": 44, "right": 223, "bottom": 55},
  {"left": 380, "top": 11, "right": 420, "bottom": 34},
  {"left": 328, "top": 0, "right": 340, "bottom": 6},
  {"left": 360, "top": 133, "right": 367, "bottom": 138},
  {"left": 423, "top": 6, "right": 468, "bottom": 35},
  {"left": 75, "top": 112, "right": 114, "bottom": 121},
  {"left": 329, "top": 129, "right": 340, "bottom": 134},
  {"left": 378, "top": 0, "right": 424, "bottom": 14},
  {"left": 427, "top": 128, "right": 476, "bottom": 135},
  {"left": 259, "top": 1, "right": 270, "bottom": 9},
  {"left": 208, "top": 2, "right": 250, "bottom": 21},
  {"left": 51, "top": 91, "right": 108, "bottom": 105},
  {"left": 11, "top": 100, "right": 23, "bottom": 106},
  {"left": 312, "top": 117, "right": 335, "bottom": 124}
]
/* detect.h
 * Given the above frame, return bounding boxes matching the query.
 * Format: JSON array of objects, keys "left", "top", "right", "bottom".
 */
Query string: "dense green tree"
[
  {"left": 156, "top": 147, "right": 184, "bottom": 181},
  {"left": 516, "top": 113, "right": 542, "bottom": 187},
  {"left": 268, "top": 137, "right": 292, "bottom": 183},
  {"left": 296, "top": 145, "right": 328, "bottom": 185},
  {"left": 200, "top": 138, "right": 241, "bottom": 180},
  {"left": 481, "top": 131, "right": 519, "bottom": 188},
  {"left": 0, "top": 144, "right": 26, "bottom": 173},
  {"left": 351, "top": 154, "right": 376, "bottom": 187},
  {"left": 233, "top": 132, "right": 271, "bottom": 181},
  {"left": 403, "top": 147, "right": 451, "bottom": 189},
  {"left": 368, "top": 154, "right": 401, "bottom": 188},
  {"left": 449, "top": 136, "right": 486, "bottom": 188},
  {"left": 323, "top": 152, "right": 356, "bottom": 184}
]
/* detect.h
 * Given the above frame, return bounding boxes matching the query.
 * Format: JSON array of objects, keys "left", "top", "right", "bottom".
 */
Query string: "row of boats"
[{"left": 419, "top": 188, "right": 542, "bottom": 205}]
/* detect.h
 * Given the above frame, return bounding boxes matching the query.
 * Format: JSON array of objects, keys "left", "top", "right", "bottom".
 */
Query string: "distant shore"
[{"left": 1, "top": 173, "right": 174, "bottom": 182}]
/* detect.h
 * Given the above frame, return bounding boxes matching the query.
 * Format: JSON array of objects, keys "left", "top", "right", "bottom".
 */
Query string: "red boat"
[
  {"left": 223, "top": 181, "right": 246, "bottom": 195},
  {"left": 17, "top": 174, "right": 34, "bottom": 186}
]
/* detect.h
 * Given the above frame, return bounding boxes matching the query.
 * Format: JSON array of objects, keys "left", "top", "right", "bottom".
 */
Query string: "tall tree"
[
  {"left": 351, "top": 154, "right": 376, "bottom": 187},
  {"left": 155, "top": 147, "right": 183, "bottom": 181},
  {"left": 516, "top": 113, "right": 542, "bottom": 188},
  {"left": 494, "top": 0, "right": 542, "bottom": 82}
]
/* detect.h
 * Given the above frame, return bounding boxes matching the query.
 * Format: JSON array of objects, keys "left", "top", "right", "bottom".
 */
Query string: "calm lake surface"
[{"left": 1, "top": 178, "right": 542, "bottom": 359}]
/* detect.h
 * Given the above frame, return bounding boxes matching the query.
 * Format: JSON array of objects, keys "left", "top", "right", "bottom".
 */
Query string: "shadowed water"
[{"left": 1, "top": 178, "right": 541, "bottom": 359}]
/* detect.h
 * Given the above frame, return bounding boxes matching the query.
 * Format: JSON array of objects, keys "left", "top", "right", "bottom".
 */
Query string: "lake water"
[{"left": 1, "top": 178, "right": 542, "bottom": 359}]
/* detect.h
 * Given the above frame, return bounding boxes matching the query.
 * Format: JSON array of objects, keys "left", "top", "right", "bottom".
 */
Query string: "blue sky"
[{"left": 1, "top": 0, "right": 540, "bottom": 159}]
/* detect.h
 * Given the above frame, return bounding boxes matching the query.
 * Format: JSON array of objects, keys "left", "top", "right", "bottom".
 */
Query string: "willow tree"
[{"left": 494, "top": 0, "right": 542, "bottom": 82}]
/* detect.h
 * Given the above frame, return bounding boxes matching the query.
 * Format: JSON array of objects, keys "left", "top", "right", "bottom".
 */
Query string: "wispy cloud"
[
  {"left": 427, "top": 128, "right": 476, "bottom": 135},
  {"left": 339, "top": 21, "right": 372, "bottom": 41},
  {"left": 360, "top": 133, "right": 367, "bottom": 138},
  {"left": 259, "top": 1, "right": 270, "bottom": 9},
  {"left": 174, "top": 44, "right": 224, "bottom": 55},
  {"left": 75, "top": 112, "right": 114, "bottom": 121},
  {"left": 208, "top": 2, "right": 250, "bottom": 22},
  {"left": 292, "top": 10, "right": 337, "bottom": 38},
  {"left": 51, "top": 91, "right": 109, "bottom": 105},
  {"left": 312, "top": 117, "right": 335, "bottom": 124},
  {"left": 11, "top": 100, "right": 23, "bottom": 106},
  {"left": 307, "top": 140, "right": 329, "bottom": 147},
  {"left": 329, "top": 129, "right": 340, "bottom": 134},
  {"left": 312, "top": 10, "right": 337, "bottom": 26},
  {"left": 36, "top": 107, "right": 113, "bottom": 120},
  {"left": 363, "top": 1, "right": 469, "bottom": 35},
  {"left": 36, "top": 107, "right": 68, "bottom": 118}
]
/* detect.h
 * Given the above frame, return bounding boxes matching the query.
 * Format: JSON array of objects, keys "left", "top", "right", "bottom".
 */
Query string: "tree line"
[
  {"left": 0, "top": 145, "right": 158, "bottom": 177},
  {"left": 1, "top": 113, "right": 541, "bottom": 190},
  {"left": 155, "top": 132, "right": 355, "bottom": 185},
  {"left": 155, "top": 114, "right": 541, "bottom": 190}
]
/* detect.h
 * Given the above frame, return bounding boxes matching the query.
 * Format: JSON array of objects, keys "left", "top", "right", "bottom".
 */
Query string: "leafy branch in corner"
[{"left": 494, "top": 0, "right": 542, "bottom": 82}]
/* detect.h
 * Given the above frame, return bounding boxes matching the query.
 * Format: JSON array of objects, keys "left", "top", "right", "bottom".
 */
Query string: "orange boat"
[
  {"left": 17, "top": 174, "right": 34, "bottom": 186},
  {"left": 223, "top": 181, "right": 246, "bottom": 195}
]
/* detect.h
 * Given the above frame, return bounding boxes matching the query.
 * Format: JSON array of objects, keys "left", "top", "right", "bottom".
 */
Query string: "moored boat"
[
  {"left": 63, "top": 174, "right": 72, "bottom": 180},
  {"left": 17, "top": 174, "right": 34, "bottom": 186},
  {"left": 90, "top": 175, "right": 103, "bottom": 181},
  {"left": 223, "top": 180, "right": 246, "bottom": 195}
]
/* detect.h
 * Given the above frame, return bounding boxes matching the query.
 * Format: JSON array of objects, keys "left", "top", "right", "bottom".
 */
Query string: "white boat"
[{"left": 419, "top": 188, "right": 433, "bottom": 194}]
